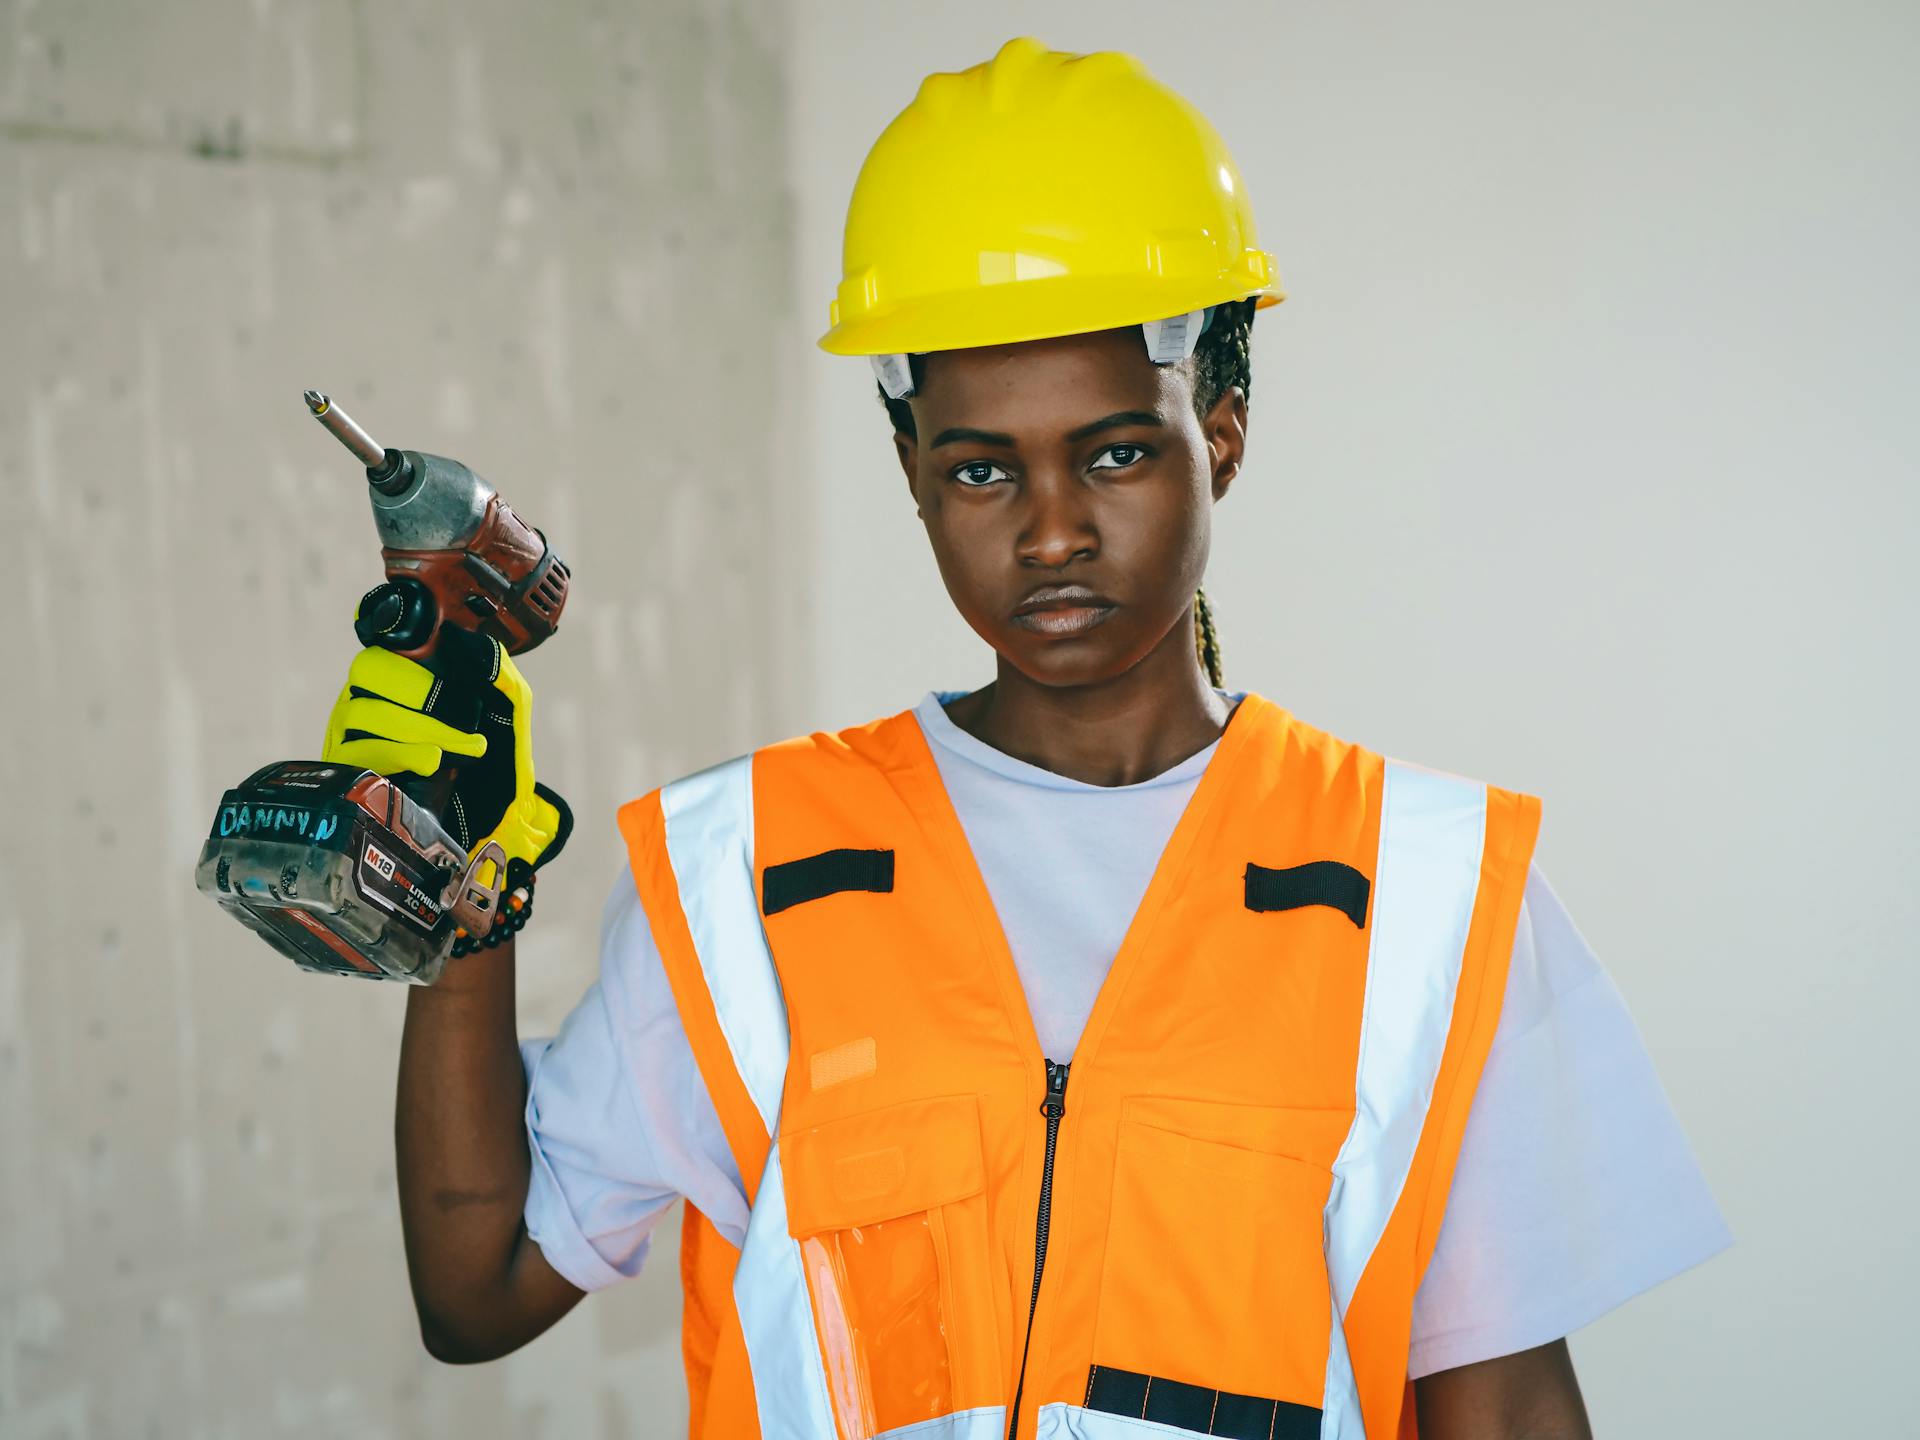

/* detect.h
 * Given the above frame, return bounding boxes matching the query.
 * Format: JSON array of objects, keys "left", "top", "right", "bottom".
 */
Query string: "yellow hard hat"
[{"left": 820, "top": 35, "right": 1284, "bottom": 394}]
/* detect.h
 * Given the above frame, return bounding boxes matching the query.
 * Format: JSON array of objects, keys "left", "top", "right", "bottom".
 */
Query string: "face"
[{"left": 894, "top": 326, "right": 1247, "bottom": 689}]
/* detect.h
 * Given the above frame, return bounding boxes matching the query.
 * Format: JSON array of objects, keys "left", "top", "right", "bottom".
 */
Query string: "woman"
[{"left": 330, "top": 36, "right": 1728, "bottom": 1440}]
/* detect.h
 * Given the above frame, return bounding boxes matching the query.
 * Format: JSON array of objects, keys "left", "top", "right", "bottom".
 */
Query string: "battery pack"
[{"left": 195, "top": 761, "right": 468, "bottom": 984}]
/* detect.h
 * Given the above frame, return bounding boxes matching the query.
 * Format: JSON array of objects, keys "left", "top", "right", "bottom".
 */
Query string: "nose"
[{"left": 1017, "top": 468, "right": 1099, "bottom": 569}]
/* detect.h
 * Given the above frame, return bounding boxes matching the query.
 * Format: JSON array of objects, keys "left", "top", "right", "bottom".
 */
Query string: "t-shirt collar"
[{"left": 912, "top": 689, "right": 1242, "bottom": 792}]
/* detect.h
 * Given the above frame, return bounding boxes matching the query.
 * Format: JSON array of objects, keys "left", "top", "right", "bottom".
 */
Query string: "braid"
[
  {"left": 1186, "top": 298, "right": 1252, "bottom": 690},
  {"left": 1187, "top": 295, "right": 1255, "bottom": 418},
  {"left": 877, "top": 296, "right": 1256, "bottom": 689},
  {"left": 1194, "top": 585, "right": 1224, "bottom": 688}
]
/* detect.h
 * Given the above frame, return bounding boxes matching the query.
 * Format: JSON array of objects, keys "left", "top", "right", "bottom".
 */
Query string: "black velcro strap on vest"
[
  {"left": 1244, "top": 859, "right": 1371, "bottom": 929},
  {"left": 761, "top": 848, "right": 895, "bottom": 917},
  {"left": 1085, "top": 1365, "right": 1322, "bottom": 1440}
]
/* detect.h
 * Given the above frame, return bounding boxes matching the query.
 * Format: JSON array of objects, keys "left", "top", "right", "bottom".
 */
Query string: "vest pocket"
[
  {"left": 784, "top": 1094, "right": 995, "bottom": 1438},
  {"left": 1094, "top": 1101, "right": 1337, "bottom": 1413}
]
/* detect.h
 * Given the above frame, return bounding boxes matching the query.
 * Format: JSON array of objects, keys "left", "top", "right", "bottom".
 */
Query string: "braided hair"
[{"left": 879, "top": 296, "right": 1256, "bottom": 687}]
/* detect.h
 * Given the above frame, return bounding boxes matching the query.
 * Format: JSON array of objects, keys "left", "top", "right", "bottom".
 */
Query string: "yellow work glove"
[{"left": 321, "top": 628, "right": 571, "bottom": 888}]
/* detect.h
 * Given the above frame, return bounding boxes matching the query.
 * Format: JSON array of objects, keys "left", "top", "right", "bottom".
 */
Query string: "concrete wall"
[
  {"left": 0, "top": 1, "right": 799, "bottom": 1434},
  {"left": 787, "top": 2, "right": 1918, "bottom": 1434}
]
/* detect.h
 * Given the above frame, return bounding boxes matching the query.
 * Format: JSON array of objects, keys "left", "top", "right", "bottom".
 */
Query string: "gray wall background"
[{"left": 4, "top": 1, "right": 1916, "bottom": 1436}]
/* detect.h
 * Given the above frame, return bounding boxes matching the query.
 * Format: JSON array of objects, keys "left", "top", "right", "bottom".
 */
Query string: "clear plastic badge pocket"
[
  {"left": 1094, "top": 1098, "right": 1342, "bottom": 1411},
  {"left": 783, "top": 1094, "right": 992, "bottom": 1439}
]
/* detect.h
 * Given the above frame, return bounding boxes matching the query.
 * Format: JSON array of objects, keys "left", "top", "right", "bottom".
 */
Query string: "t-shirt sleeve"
[
  {"left": 521, "top": 862, "right": 748, "bottom": 1293},
  {"left": 1406, "top": 861, "right": 1733, "bottom": 1379}
]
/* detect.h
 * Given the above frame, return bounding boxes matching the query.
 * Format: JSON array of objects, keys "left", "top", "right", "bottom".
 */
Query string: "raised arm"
[
  {"left": 1414, "top": 1339, "right": 1593, "bottom": 1440},
  {"left": 395, "top": 937, "right": 585, "bottom": 1361},
  {"left": 321, "top": 635, "right": 581, "bottom": 1360}
]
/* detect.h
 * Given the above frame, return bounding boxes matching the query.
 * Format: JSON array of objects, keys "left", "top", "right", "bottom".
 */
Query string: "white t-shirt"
[{"left": 521, "top": 692, "right": 1731, "bottom": 1378}]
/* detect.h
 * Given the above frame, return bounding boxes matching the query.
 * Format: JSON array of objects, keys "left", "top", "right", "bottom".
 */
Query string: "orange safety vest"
[{"left": 618, "top": 694, "right": 1540, "bottom": 1440}]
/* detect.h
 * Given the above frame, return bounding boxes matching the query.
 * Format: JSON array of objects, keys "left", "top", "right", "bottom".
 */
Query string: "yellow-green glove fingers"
[
  {"left": 327, "top": 735, "right": 448, "bottom": 778},
  {"left": 345, "top": 646, "right": 442, "bottom": 709},
  {"left": 332, "top": 694, "right": 488, "bottom": 756},
  {"left": 323, "top": 682, "right": 435, "bottom": 776},
  {"left": 323, "top": 694, "right": 488, "bottom": 778}
]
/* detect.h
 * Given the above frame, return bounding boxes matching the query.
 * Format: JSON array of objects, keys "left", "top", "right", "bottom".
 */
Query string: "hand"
[{"left": 321, "top": 628, "right": 570, "bottom": 885}]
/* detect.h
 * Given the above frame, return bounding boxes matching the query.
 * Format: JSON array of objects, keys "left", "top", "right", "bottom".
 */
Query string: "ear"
[{"left": 1203, "top": 385, "right": 1248, "bottom": 502}]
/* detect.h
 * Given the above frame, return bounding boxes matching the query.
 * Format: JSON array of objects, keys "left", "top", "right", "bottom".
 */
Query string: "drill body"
[{"left": 350, "top": 441, "right": 569, "bottom": 663}]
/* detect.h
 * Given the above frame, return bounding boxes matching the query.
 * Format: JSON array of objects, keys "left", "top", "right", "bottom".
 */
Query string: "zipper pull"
[{"left": 1040, "top": 1058, "right": 1070, "bottom": 1119}]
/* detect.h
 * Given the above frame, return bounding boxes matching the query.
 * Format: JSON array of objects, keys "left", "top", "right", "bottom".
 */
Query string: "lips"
[
  {"left": 1013, "top": 583, "right": 1117, "bottom": 637},
  {"left": 1015, "top": 583, "right": 1115, "bottom": 613}
]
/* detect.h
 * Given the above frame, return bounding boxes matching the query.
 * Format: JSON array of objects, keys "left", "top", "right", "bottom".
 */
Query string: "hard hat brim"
[{"left": 818, "top": 272, "right": 1285, "bottom": 357}]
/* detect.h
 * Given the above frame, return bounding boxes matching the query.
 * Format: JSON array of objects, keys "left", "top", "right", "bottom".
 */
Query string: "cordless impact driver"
[{"left": 194, "top": 393, "right": 571, "bottom": 984}]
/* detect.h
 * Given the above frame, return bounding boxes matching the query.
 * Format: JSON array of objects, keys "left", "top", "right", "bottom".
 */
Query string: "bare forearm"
[
  {"left": 394, "top": 938, "right": 581, "bottom": 1360},
  {"left": 1413, "top": 1338, "right": 1593, "bottom": 1440}
]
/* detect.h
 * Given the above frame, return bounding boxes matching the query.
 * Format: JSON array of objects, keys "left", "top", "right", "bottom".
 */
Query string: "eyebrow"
[{"left": 928, "top": 410, "right": 1167, "bottom": 449}]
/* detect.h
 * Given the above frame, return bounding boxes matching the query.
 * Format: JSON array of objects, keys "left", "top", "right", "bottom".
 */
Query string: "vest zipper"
[{"left": 1006, "top": 1057, "right": 1070, "bottom": 1440}]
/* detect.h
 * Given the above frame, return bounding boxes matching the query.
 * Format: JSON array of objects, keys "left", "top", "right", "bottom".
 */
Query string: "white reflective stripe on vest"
[
  {"left": 734, "top": 1136, "right": 841, "bottom": 1436},
  {"left": 1319, "top": 760, "right": 1489, "bottom": 1438},
  {"left": 660, "top": 755, "right": 789, "bottom": 1135},
  {"left": 1033, "top": 1403, "right": 1204, "bottom": 1438},
  {"left": 660, "top": 757, "right": 837, "bottom": 1434},
  {"left": 876, "top": 1408, "right": 1007, "bottom": 1439}
]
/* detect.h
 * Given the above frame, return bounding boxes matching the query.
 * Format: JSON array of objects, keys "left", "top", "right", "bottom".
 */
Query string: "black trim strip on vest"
[
  {"left": 1244, "top": 859, "right": 1371, "bottom": 929},
  {"left": 761, "top": 847, "right": 895, "bottom": 916},
  {"left": 1085, "top": 1365, "right": 1322, "bottom": 1440}
]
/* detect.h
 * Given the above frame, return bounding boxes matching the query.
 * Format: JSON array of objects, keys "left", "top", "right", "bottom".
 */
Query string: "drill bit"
[{"left": 303, "top": 390, "right": 387, "bottom": 468}]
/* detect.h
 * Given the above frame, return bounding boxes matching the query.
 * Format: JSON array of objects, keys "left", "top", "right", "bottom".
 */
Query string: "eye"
[
  {"left": 950, "top": 460, "right": 1011, "bottom": 487},
  {"left": 1090, "top": 443, "right": 1150, "bottom": 471}
]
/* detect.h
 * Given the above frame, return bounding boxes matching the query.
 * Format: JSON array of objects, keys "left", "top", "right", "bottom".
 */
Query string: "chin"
[{"left": 995, "top": 633, "right": 1140, "bottom": 690}]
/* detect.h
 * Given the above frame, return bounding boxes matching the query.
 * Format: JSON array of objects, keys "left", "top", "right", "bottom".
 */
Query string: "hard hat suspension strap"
[{"left": 868, "top": 305, "right": 1221, "bottom": 401}]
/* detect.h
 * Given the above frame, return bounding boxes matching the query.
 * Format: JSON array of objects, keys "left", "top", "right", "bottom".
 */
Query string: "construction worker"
[{"left": 330, "top": 36, "right": 1729, "bottom": 1440}]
